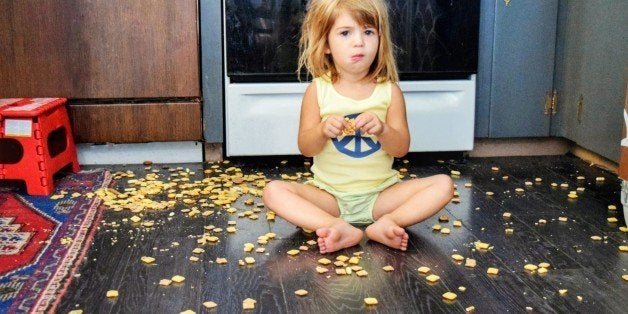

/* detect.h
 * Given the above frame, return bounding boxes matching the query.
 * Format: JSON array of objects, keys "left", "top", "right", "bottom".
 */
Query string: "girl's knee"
[
  {"left": 263, "top": 180, "right": 295, "bottom": 204},
  {"left": 262, "top": 180, "right": 284, "bottom": 205},
  {"left": 433, "top": 174, "right": 455, "bottom": 196}
]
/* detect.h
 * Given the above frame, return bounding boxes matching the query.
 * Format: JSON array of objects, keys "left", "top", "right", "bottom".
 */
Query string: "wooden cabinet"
[
  {"left": 0, "top": 0, "right": 201, "bottom": 143},
  {"left": 69, "top": 102, "right": 202, "bottom": 143},
  {"left": 551, "top": 0, "right": 627, "bottom": 161}
]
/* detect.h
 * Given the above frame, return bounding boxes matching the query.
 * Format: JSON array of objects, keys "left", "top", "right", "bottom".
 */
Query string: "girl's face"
[{"left": 325, "top": 11, "right": 379, "bottom": 79}]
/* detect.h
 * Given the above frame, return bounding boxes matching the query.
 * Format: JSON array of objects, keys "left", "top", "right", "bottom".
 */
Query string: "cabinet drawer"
[{"left": 69, "top": 102, "right": 202, "bottom": 143}]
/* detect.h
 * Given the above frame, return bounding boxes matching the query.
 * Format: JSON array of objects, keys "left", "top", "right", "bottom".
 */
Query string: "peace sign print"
[{"left": 332, "top": 113, "right": 381, "bottom": 158}]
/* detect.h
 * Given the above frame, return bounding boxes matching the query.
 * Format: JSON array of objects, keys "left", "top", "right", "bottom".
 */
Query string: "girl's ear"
[{"left": 324, "top": 44, "right": 331, "bottom": 54}]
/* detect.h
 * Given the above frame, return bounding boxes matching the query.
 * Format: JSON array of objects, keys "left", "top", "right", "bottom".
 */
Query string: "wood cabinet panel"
[
  {"left": 0, "top": 0, "right": 199, "bottom": 98},
  {"left": 68, "top": 102, "right": 202, "bottom": 143}
]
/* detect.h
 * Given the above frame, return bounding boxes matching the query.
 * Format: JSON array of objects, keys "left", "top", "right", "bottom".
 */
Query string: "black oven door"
[{"left": 225, "top": 0, "right": 479, "bottom": 82}]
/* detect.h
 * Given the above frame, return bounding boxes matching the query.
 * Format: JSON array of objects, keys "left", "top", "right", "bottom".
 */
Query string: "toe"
[
  {"left": 392, "top": 226, "right": 406, "bottom": 237},
  {"left": 317, "top": 238, "right": 325, "bottom": 247},
  {"left": 316, "top": 228, "right": 329, "bottom": 238}
]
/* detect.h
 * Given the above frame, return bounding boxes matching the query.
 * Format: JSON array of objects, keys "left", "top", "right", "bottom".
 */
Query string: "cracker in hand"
[{"left": 342, "top": 118, "right": 356, "bottom": 135}]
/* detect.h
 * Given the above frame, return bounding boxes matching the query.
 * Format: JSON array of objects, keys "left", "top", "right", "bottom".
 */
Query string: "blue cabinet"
[
  {"left": 477, "top": 0, "right": 625, "bottom": 162},
  {"left": 552, "top": 0, "right": 627, "bottom": 162},
  {"left": 476, "top": 0, "right": 559, "bottom": 138}
]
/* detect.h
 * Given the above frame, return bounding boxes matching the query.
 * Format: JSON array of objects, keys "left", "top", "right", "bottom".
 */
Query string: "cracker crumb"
[
  {"left": 465, "top": 258, "right": 477, "bottom": 268},
  {"left": 171, "top": 275, "right": 185, "bottom": 283},
  {"left": 426, "top": 274, "right": 440, "bottom": 282},
  {"left": 294, "top": 289, "right": 308, "bottom": 296},
  {"left": 442, "top": 292, "right": 457, "bottom": 301},
  {"left": 203, "top": 301, "right": 218, "bottom": 309},
  {"left": 316, "top": 266, "right": 329, "bottom": 274},
  {"left": 356, "top": 270, "right": 368, "bottom": 277},
  {"left": 242, "top": 298, "right": 256, "bottom": 310},
  {"left": 364, "top": 297, "right": 378, "bottom": 305},
  {"left": 451, "top": 254, "right": 464, "bottom": 261},
  {"left": 159, "top": 279, "right": 172, "bottom": 286},
  {"left": 140, "top": 256, "right": 155, "bottom": 264}
]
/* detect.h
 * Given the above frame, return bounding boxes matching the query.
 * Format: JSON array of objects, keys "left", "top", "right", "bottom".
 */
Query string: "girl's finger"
[{"left": 354, "top": 117, "right": 367, "bottom": 129}]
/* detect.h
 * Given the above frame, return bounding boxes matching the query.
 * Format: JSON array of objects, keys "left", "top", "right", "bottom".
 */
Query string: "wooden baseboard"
[
  {"left": 570, "top": 145, "right": 618, "bottom": 174},
  {"left": 469, "top": 137, "right": 573, "bottom": 157},
  {"left": 470, "top": 137, "right": 618, "bottom": 174}
]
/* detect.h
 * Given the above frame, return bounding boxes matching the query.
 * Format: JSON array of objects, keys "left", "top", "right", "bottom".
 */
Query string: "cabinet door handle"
[
  {"left": 551, "top": 89, "right": 558, "bottom": 115},
  {"left": 544, "top": 91, "right": 552, "bottom": 115}
]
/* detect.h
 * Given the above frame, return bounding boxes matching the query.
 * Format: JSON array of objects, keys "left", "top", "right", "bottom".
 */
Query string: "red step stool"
[{"left": 0, "top": 98, "right": 80, "bottom": 195}]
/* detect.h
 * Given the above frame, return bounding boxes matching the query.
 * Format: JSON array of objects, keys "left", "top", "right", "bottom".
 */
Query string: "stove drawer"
[{"left": 225, "top": 76, "right": 475, "bottom": 156}]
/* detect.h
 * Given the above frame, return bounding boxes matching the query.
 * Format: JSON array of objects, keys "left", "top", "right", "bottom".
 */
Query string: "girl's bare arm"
[
  {"left": 298, "top": 82, "right": 347, "bottom": 157},
  {"left": 376, "top": 83, "right": 410, "bottom": 157}
]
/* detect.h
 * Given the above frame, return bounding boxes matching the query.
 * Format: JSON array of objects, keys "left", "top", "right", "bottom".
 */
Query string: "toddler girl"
[{"left": 263, "top": 0, "right": 453, "bottom": 254}]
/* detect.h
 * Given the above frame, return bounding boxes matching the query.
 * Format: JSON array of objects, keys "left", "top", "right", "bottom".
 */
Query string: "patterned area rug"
[{"left": 0, "top": 169, "right": 111, "bottom": 313}]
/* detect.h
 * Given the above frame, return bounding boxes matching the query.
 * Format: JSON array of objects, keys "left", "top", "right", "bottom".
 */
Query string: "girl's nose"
[{"left": 353, "top": 33, "right": 364, "bottom": 46}]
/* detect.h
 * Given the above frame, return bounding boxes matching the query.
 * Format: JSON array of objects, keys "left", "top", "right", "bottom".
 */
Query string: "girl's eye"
[
  {"left": 365, "top": 29, "right": 376, "bottom": 36},
  {"left": 340, "top": 30, "right": 350, "bottom": 36}
]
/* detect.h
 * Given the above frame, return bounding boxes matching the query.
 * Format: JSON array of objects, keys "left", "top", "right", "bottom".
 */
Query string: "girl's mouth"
[{"left": 351, "top": 54, "right": 364, "bottom": 62}]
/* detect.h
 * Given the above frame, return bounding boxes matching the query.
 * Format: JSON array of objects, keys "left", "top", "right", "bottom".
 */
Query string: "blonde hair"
[{"left": 297, "top": 0, "right": 398, "bottom": 83}]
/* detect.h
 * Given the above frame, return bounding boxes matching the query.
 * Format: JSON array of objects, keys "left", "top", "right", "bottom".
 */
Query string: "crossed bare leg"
[{"left": 316, "top": 216, "right": 409, "bottom": 254}]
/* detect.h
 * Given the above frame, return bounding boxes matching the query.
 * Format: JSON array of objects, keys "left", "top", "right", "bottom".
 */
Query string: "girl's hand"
[
  {"left": 354, "top": 112, "right": 384, "bottom": 136},
  {"left": 321, "top": 115, "right": 349, "bottom": 138}
]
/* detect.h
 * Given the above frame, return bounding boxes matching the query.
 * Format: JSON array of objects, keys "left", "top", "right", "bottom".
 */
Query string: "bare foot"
[
  {"left": 316, "top": 221, "right": 363, "bottom": 254},
  {"left": 365, "top": 215, "right": 409, "bottom": 251}
]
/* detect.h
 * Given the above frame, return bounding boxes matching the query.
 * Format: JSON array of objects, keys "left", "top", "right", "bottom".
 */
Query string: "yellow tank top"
[{"left": 310, "top": 76, "right": 398, "bottom": 192}]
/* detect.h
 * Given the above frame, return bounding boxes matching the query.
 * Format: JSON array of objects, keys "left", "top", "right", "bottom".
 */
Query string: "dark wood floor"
[{"left": 57, "top": 154, "right": 627, "bottom": 313}]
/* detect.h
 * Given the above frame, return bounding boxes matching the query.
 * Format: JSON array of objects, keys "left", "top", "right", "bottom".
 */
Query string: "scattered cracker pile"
[{"left": 57, "top": 158, "right": 624, "bottom": 312}]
